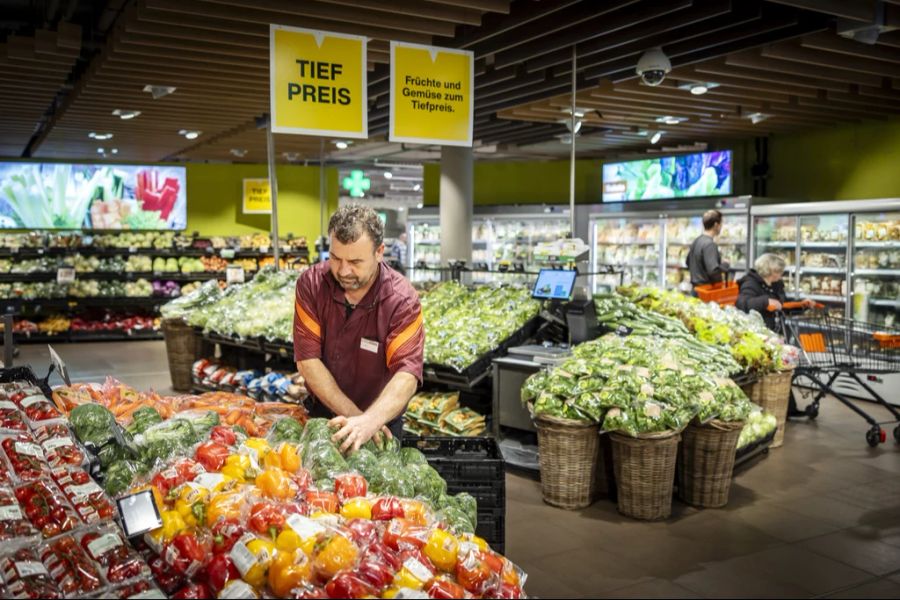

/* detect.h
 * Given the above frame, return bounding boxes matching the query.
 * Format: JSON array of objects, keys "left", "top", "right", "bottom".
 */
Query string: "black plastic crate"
[
  {"left": 446, "top": 481, "right": 506, "bottom": 509},
  {"left": 0, "top": 365, "right": 53, "bottom": 398},
  {"left": 475, "top": 506, "right": 505, "bottom": 555},
  {"left": 402, "top": 436, "right": 505, "bottom": 483}
]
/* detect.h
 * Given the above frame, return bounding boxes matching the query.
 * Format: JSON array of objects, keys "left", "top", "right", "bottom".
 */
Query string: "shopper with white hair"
[{"left": 736, "top": 253, "right": 812, "bottom": 331}]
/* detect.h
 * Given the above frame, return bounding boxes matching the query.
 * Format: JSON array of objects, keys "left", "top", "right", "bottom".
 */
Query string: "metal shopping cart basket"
[{"left": 782, "top": 307, "right": 900, "bottom": 447}]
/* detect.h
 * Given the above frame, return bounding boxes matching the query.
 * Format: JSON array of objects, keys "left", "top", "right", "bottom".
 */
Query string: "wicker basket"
[
  {"left": 747, "top": 368, "right": 794, "bottom": 448},
  {"left": 677, "top": 419, "right": 744, "bottom": 508},
  {"left": 162, "top": 318, "right": 201, "bottom": 392},
  {"left": 610, "top": 430, "right": 680, "bottom": 520},
  {"left": 535, "top": 414, "right": 600, "bottom": 510}
]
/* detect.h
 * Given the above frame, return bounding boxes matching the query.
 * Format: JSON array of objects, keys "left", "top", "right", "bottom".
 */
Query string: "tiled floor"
[{"left": 13, "top": 341, "right": 900, "bottom": 598}]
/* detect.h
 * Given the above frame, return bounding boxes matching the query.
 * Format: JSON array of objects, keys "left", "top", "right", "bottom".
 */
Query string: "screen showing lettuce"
[
  {"left": 602, "top": 150, "right": 732, "bottom": 202},
  {"left": 0, "top": 162, "right": 187, "bottom": 230}
]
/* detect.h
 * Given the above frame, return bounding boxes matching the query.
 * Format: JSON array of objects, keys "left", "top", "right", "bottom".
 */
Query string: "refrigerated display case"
[
  {"left": 751, "top": 198, "right": 900, "bottom": 403},
  {"left": 586, "top": 197, "right": 751, "bottom": 293}
]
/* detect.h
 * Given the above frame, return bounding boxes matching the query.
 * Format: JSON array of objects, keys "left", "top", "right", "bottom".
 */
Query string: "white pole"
[
  {"left": 266, "top": 119, "right": 281, "bottom": 270},
  {"left": 569, "top": 45, "right": 577, "bottom": 238}
]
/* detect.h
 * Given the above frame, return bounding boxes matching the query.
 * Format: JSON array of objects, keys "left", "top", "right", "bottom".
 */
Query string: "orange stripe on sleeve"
[
  {"left": 295, "top": 301, "right": 321, "bottom": 339},
  {"left": 386, "top": 310, "right": 423, "bottom": 366}
]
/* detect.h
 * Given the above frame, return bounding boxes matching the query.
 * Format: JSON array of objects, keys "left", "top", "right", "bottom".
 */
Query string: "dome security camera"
[{"left": 636, "top": 48, "right": 671, "bottom": 86}]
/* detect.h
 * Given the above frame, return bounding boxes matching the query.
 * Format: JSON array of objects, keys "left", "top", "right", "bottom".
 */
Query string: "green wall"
[
  {"left": 767, "top": 117, "right": 900, "bottom": 201},
  {"left": 186, "top": 163, "right": 338, "bottom": 241}
]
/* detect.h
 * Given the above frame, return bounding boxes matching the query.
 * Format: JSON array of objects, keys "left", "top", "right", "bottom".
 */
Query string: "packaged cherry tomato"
[
  {"left": 77, "top": 523, "right": 150, "bottom": 585},
  {"left": 0, "top": 547, "right": 62, "bottom": 599},
  {"left": 41, "top": 435, "right": 86, "bottom": 470},
  {"left": 0, "top": 486, "right": 39, "bottom": 545},
  {"left": 12, "top": 393, "right": 62, "bottom": 429},
  {"left": 51, "top": 468, "right": 115, "bottom": 524},
  {"left": 31, "top": 423, "right": 71, "bottom": 445},
  {"left": 14, "top": 479, "right": 80, "bottom": 538},
  {"left": 1, "top": 433, "right": 52, "bottom": 482},
  {"left": 38, "top": 534, "right": 104, "bottom": 597},
  {"left": 99, "top": 580, "right": 166, "bottom": 599},
  {"left": 0, "top": 399, "right": 28, "bottom": 435}
]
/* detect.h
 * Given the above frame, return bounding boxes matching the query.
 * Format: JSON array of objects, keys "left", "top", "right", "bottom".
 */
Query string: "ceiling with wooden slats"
[{"left": 1, "top": 0, "right": 899, "bottom": 164}]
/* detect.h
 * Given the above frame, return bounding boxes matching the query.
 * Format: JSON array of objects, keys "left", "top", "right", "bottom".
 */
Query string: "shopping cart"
[{"left": 782, "top": 306, "right": 900, "bottom": 447}]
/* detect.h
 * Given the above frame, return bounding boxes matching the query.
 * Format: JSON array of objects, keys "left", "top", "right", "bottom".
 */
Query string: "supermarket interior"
[{"left": 1, "top": 1, "right": 900, "bottom": 599}]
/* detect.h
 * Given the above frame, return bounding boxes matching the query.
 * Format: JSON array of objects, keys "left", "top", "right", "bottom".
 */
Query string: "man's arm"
[
  {"left": 330, "top": 371, "right": 418, "bottom": 453},
  {"left": 298, "top": 358, "right": 362, "bottom": 418},
  {"left": 702, "top": 242, "right": 728, "bottom": 280}
]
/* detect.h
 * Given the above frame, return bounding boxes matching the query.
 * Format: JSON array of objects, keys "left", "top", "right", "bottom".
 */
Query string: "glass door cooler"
[
  {"left": 590, "top": 215, "right": 663, "bottom": 288},
  {"left": 665, "top": 210, "right": 748, "bottom": 293},
  {"left": 489, "top": 216, "right": 570, "bottom": 271},
  {"left": 852, "top": 210, "right": 899, "bottom": 328}
]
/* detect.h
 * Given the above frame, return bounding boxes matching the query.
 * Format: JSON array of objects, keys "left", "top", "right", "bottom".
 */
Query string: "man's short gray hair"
[
  {"left": 328, "top": 204, "right": 383, "bottom": 249},
  {"left": 755, "top": 253, "right": 786, "bottom": 278}
]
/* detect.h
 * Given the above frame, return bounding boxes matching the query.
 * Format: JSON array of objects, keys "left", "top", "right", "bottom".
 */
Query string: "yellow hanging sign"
[
  {"left": 269, "top": 25, "right": 367, "bottom": 138},
  {"left": 389, "top": 42, "right": 473, "bottom": 147},
  {"left": 242, "top": 178, "right": 271, "bottom": 214}
]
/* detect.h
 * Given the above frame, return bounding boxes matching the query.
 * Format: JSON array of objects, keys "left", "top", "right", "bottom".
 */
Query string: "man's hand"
[
  {"left": 767, "top": 298, "right": 783, "bottom": 311},
  {"left": 329, "top": 415, "right": 393, "bottom": 453},
  {"left": 802, "top": 298, "right": 816, "bottom": 309}
]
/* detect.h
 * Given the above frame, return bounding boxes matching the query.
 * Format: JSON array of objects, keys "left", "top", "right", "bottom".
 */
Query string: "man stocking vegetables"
[{"left": 293, "top": 204, "right": 424, "bottom": 451}]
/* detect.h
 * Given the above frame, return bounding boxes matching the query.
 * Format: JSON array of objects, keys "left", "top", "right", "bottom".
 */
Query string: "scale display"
[{"left": 532, "top": 269, "right": 577, "bottom": 300}]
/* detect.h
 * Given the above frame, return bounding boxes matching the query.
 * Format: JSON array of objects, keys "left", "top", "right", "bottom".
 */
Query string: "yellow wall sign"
[
  {"left": 389, "top": 42, "right": 473, "bottom": 147},
  {"left": 242, "top": 178, "right": 271, "bottom": 214},
  {"left": 269, "top": 25, "right": 367, "bottom": 138}
]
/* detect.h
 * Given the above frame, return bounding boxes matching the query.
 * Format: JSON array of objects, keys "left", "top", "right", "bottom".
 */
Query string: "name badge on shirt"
[{"left": 360, "top": 338, "right": 379, "bottom": 354}]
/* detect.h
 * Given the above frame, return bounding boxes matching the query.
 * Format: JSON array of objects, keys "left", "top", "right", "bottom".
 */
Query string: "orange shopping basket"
[{"left": 694, "top": 280, "right": 739, "bottom": 306}]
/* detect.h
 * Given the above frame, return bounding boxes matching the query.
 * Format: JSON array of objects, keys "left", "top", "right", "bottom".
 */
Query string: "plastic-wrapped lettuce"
[
  {"left": 422, "top": 282, "right": 540, "bottom": 372},
  {"left": 160, "top": 279, "right": 223, "bottom": 320}
]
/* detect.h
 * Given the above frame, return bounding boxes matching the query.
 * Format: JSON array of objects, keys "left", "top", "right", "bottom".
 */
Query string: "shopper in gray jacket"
[{"left": 686, "top": 209, "right": 730, "bottom": 294}]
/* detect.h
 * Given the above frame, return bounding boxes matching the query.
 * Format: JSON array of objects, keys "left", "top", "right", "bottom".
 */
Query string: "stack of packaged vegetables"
[
  {"left": 523, "top": 333, "right": 753, "bottom": 436},
  {"left": 78, "top": 415, "right": 526, "bottom": 599},
  {"left": 617, "top": 285, "right": 787, "bottom": 373},
  {"left": 182, "top": 267, "right": 299, "bottom": 341},
  {"left": 0, "top": 378, "right": 165, "bottom": 599},
  {"left": 737, "top": 407, "right": 778, "bottom": 450},
  {"left": 191, "top": 358, "right": 308, "bottom": 405},
  {"left": 404, "top": 392, "right": 487, "bottom": 437},
  {"left": 421, "top": 282, "right": 540, "bottom": 372}
]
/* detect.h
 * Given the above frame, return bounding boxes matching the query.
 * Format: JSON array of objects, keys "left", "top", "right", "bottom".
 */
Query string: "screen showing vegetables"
[
  {"left": 602, "top": 150, "right": 732, "bottom": 202},
  {"left": 0, "top": 162, "right": 187, "bottom": 230}
]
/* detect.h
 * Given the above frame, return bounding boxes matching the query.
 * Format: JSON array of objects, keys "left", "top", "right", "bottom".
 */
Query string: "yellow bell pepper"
[
  {"left": 175, "top": 485, "right": 210, "bottom": 528},
  {"left": 222, "top": 454, "right": 255, "bottom": 482},
  {"left": 401, "top": 499, "right": 427, "bottom": 526},
  {"left": 207, "top": 490, "right": 244, "bottom": 525},
  {"left": 268, "top": 548, "right": 311, "bottom": 597},
  {"left": 393, "top": 566, "right": 428, "bottom": 590},
  {"left": 256, "top": 467, "right": 295, "bottom": 500},
  {"left": 312, "top": 534, "right": 358, "bottom": 581},
  {"left": 423, "top": 528, "right": 458, "bottom": 572},
  {"left": 264, "top": 443, "right": 301, "bottom": 472},
  {"left": 242, "top": 438, "right": 270, "bottom": 461},
  {"left": 381, "top": 588, "right": 400, "bottom": 599},
  {"left": 340, "top": 498, "right": 372, "bottom": 520},
  {"left": 147, "top": 509, "right": 187, "bottom": 550},
  {"left": 241, "top": 538, "right": 276, "bottom": 589},
  {"left": 460, "top": 533, "right": 489, "bottom": 552},
  {"left": 276, "top": 528, "right": 317, "bottom": 556}
]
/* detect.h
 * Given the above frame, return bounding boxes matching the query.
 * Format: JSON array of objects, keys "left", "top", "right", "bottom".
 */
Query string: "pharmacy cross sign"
[{"left": 342, "top": 170, "right": 371, "bottom": 197}]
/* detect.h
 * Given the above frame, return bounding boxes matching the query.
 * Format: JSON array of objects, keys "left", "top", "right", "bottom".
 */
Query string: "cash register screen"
[{"left": 532, "top": 269, "right": 578, "bottom": 300}]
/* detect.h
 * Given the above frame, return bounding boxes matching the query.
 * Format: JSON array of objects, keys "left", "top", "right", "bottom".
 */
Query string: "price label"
[
  {"left": 220, "top": 249, "right": 236, "bottom": 259},
  {"left": 229, "top": 541, "right": 259, "bottom": 577},
  {"left": 0, "top": 504, "right": 23, "bottom": 520},
  {"left": 15, "top": 561, "right": 49, "bottom": 578},
  {"left": 48, "top": 344, "right": 72, "bottom": 386},
  {"left": 10, "top": 247, "right": 18, "bottom": 254},
  {"left": 87, "top": 532, "right": 124, "bottom": 557},
  {"left": 395, "top": 587, "right": 430, "bottom": 599},
  {"left": 226, "top": 265, "right": 245, "bottom": 284},
  {"left": 0, "top": 400, "right": 17, "bottom": 410},
  {"left": 20, "top": 394, "right": 46, "bottom": 408},
  {"left": 259, "top": 246, "right": 270, "bottom": 254},
  {"left": 57, "top": 267, "right": 76, "bottom": 284},
  {"left": 69, "top": 481, "right": 103, "bottom": 501},
  {"left": 403, "top": 558, "right": 434, "bottom": 583},
  {"left": 129, "top": 590, "right": 167, "bottom": 600},
  {"left": 15, "top": 441, "right": 44, "bottom": 459},
  {"left": 42, "top": 437, "right": 74, "bottom": 452},
  {"left": 219, "top": 580, "right": 259, "bottom": 599},
  {"left": 194, "top": 473, "right": 225, "bottom": 490},
  {"left": 286, "top": 514, "right": 325, "bottom": 539},
  {"left": 129, "top": 246, "right": 138, "bottom": 253}
]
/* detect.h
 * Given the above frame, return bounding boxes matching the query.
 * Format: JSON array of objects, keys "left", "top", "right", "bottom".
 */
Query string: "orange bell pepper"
[
  {"left": 268, "top": 548, "right": 311, "bottom": 596},
  {"left": 312, "top": 534, "right": 358, "bottom": 581},
  {"left": 256, "top": 467, "right": 296, "bottom": 500},
  {"left": 207, "top": 490, "right": 244, "bottom": 525}
]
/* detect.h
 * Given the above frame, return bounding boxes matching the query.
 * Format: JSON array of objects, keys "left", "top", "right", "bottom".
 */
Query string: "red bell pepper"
[
  {"left": 455, "top": 550, "right": 497, "bottom": 596},
  {"left": 383, "top": 518, "right": 428, "bottom": 552},
  {"left": 209, "top": 425, "right": 237, "bottom": 446},
  {"left": 325, "top": 572, "right": 375, "bottom": 599},
  {"left": 210, "top": 517, "right": 245, "bottom": 554},
  {"left": 305, "top": 490, "right": 339, "bottom": 514},
  {"left": 365, "top": 541, "right": 401, "bottom": 573},
  {"left": 173, "top": 458, "right": 203, "bottom": 482},
  {"left": 345, "top": 518, "right": 379, "bottom": 547},
  {"left": 171, "top": 583, "right": 211, "bottom": 600},
  {"left": 248, "top": 501, "right": 290, "bottom": 538},
  {"left": 428, "top": 577, "right": 468, "bottom": 599},
  {"left": 493, "top": 582, "right": 525, "bottom": 599},
  {"left": 164, "top": 531, "right": 210, "bottom": 577},
  {"left": 356, "top": 559, "right": 395, "bottom": 592},
  {"left": 334, "top": 473, "right": 367, "bottom": 502},
  {"left": 152, "top": 467, "right": 186, "bottom": 500},
  {"left": 149, "top": 555, "right": 185, "bottom": 595},
  {"left": 205, "top": 553, "right": 240, "bottom": 592},
  {"left": 195, "top": 441, "right": 229, "bottom": 472},
  {"left": 371, "top": 496, "right": 404, "bottom": 521}
]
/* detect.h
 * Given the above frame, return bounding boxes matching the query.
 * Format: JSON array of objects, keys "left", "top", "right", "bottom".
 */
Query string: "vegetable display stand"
[
  {"left": 746, "top": 368, "right": 794, "bottom": 448},
  {"left": 162, "top": 317, "right": 201, "bottom": 392},
  {"left": 534, "top": 414, "right": 600, "bottom": 510},
  {"left": 610, "top": 430, "right": 680, "bottom": 520},
  {"left": 677, "top": 420, "right": 744, "bottom": 508}
]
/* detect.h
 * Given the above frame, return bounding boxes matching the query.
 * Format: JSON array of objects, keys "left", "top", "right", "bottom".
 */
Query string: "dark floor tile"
[
  {"left": 517, "top": 563, "right": 583, "bottom": 599},
  {"left": 600, "top": 578, "right": 700, "bottom": 599},
  {"left": 730, "top": 544, "right": 873, "bottom": 595},
  {"left": 799, "top": 530, "right": 900, "bottom": 577},
  {"left": 719, "top": 501, "right": 844, "bottom": 543},
  {"left": 674, "top": 556, "right": 811, "bottom": 598},
  {"left": 770, "top": 493, "right": 875, "bottom": 529},
  {"left": 535, "top": 547, "right": 653, "bottom": 595},
  {"left": 823, "top": 577, "right": 900, "bottom": 599}
]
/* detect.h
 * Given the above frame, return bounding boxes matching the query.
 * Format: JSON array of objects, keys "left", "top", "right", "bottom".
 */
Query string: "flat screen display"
[
  {"left": 602, "top": 150, "right": 732, "bottom": 202},
  {"left": 0, "top": 162, "right": 187, "bottom": 230},
  {"left": 532, "top": 269, "right": 578, "bottom": 300}
]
